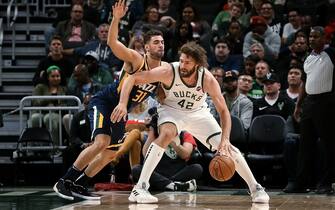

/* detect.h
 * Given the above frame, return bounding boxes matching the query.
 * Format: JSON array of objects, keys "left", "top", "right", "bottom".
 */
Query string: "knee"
[
  {"left": 129, "top": 129, "right": 141, "bottom": 140},
  {"left": 157, "top": 130, "right": 176, "bottom": 147},
  {"left": 189, "top": 164, "right": 203, "bottom": 179},
  {"left": 92, "top": 136, "right": 110, "bottom": 151}
]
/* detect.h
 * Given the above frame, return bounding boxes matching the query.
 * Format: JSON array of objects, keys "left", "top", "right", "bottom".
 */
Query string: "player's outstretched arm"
[
  {"left": 107, "top": 0, "right": 142, "bottom": 67},
  {"left": 110, "top": 65, "right": 172, "bottom": 123},
  {"left": 204, "top": 70, "right": 232, "bottom": 155},
  {"left": 110, "top": 74, "right": 135, "bottom": 123}
]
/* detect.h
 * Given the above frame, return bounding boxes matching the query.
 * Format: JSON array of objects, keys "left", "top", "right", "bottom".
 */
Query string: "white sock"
[
  {"left": 230, "top": 145, "right": 258, "bottom": 192},
  {"left": 137, "top": 142, "right": 165, "bottom": 190}
]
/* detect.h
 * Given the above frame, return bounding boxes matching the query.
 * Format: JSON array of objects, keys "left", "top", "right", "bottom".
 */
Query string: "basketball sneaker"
[
  {"left": 71, "top": 183, "right": 101, "bottom": 200},
  {"left": 174, "top": 179, "right": 197, "bottom": 192},
  {"left": 186, "top": 179, "right": 197, "bottom": 192},
  {"left": 53, "top": 179, "right": 74, "bottom": 200},
  {"left": 251, "top": 184, "right": 270, "bottom": 203},
  {"left": 128, "top": 185, "right": 158, "bottom": 203}
]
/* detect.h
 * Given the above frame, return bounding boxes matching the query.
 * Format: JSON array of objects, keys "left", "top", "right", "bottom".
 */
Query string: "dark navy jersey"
[{"left": 92, "top": 55, "right": 160, "bottom": 112}]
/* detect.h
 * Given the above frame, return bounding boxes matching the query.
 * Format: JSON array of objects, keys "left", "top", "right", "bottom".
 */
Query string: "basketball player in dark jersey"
[{"left": 53, "top": 0, "right": 168, "bottom": 200}]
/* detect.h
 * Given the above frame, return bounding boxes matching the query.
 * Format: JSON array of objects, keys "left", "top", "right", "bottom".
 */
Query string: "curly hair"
[{"left": 179, "top": 42, "right": 208, "bottom": 67}]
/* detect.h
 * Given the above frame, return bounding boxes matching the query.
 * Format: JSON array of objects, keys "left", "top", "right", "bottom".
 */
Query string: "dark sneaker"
[
  {"left": 315, "top": 185, "right": 334, "bottom": 195},
  {"left": 174, "top": 179, "right": 197, "bottom": 192},
  {"left": 186, "top": 179, "right": 197, "bottom": 192},
  {"left": 71, "top": 183, "right": 101, "bottom": 200},
  {"left": 53, "top": 179, "right": 74, "bottom": 200}
]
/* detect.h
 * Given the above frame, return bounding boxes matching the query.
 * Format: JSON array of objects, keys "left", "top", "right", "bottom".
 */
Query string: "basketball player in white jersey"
[{"left": 111, "top": 42, "right": 270, "bottom": 204}]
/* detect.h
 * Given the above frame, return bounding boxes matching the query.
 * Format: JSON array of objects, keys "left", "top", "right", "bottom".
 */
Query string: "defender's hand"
[
  {"left": 112, "top": 0, "right": 128, "bottom": 19},
  {"left": 110, "top": 103, "right": 127, "bottom": 123}
]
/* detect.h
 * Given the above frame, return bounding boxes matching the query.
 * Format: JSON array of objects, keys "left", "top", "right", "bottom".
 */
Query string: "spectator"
[
  {"left": 224, "top": 19, "right": 245, "bottom": 55},
  {"left": 207, "top": 67, "right": 225, "bottom": 122},
  {"left": 222, "top": 71, "right": 253, "bottom": 130},
  {"left": 276, "top": 35, "right": 309, "bottom": 89},
  {"left": 286, "top": 0, "right": 328, "bottom": 26},
  {"left": 243, "top": 16, "right": 281, "bottom": 61},
  {"left": 55, "top": 3, "right": 96, "bottom": 49},
  {"left": 282, "top": 8, "right": 302, "bottom": 45},
  {"left": 29, "top": 65, "right": 67, "bottom": 146},
  {"left": 167, "top": 21, "right": 194, "bottom": 62},
  {"left": 132, "top": 5, "right": 162, "bottom": 34},
  {"left": 212, "top": 2, "right": 246, "bottom": 38},
  {"left": 44, "top": 0, "right": 84, "bottom": 50},
  {"left": 62, "top": 94, "right": 92, "bottom": 168},
  {"left": 180, "top": 3, "right": 212, "bottom": 54},
  {"left": 157, "top": 0, "right": 178, "bottom": 20},
  {"left": 83, "top": 0, "right": 109, "bottom": 27},
  {"left": 67, "top": 64, "right": 102, "bottom": 102},
  {"left": 208, "top": 38, "right": 243, "bottom": 73},
  {"left": 249, "top": 42, "right": 265, "bottom": 60},
  {"left": 248, "top": 60, "right": 270, "bottom": 100},
  {"left": 238, "top": 73, "right": 253, "bottom": 97},
  {"left": 72, "top": 51, "right": 114, "bottom": 89},
  {"left": 63, "top": 64, "right": 103, "bottom": 135},
  {"left": 62, "top": 23, "right": 123, "bottom": 73},
  {"left": 259, "top": 1, "right": 283, "bottom": 35},
  {"left": 105, "top": 0, "right": 144, "bottom": 45},
  {"left": 281, "top": 66, "right": 303, "bottom": 190},
  {"left": 128, "top": 32, "right": 145, "bottom": 56},
  {"left": 250, "top": 0, "right": 263, "bottom": 16},
  {"left": 285, "top": 26, "right": 335, "bottom": 194},
  {"left": 33, "top": 36, "right": 75, "bottom": 86},
  {"left": 281, "top": 66, "right": 303, "bottom": 103},
  {"left": 252, "top": 72, "right": 295, "bottom": 120},
  {"left": 242, "top": 54, "right": 260, "bottom": 77},
  {"left": 210, "top": 67, "right": 225, "bottom": 91}
]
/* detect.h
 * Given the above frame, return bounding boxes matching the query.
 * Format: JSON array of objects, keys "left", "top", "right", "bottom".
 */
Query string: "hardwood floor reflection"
[
  {"left": 56, "top": 190, "right": 335, "bottom": 210},
  {"left": 1, "top": 188, "right": 333, "bottom": 210}
]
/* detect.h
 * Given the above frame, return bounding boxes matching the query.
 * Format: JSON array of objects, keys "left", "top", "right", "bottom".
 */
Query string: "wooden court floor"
[
  {"left": 1, "top": 188, "right": 335, "bottom": 210},
  {"left": 55, "top": 190, "right": 335, "bottom": 210}
]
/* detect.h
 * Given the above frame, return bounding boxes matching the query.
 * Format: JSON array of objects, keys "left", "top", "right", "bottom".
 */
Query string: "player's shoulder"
[
  {"left": 203, "top": 67, "right": 215, "bottom": 81},
  {"left": 161, "top": 61, "right": 170, "bottom": 66}
]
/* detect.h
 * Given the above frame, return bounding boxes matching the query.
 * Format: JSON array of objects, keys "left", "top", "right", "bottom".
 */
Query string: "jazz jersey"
[
  {"left": 162, "top": 62, "right": 207, "bottom": 111},
  {"left": 93, "top": 55, "right": 159, "bottom": 111}
]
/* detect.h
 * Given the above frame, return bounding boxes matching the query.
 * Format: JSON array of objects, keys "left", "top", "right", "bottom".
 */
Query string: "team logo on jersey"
[
  {"left": 196, "top": 86, "right": 202, "bottom": 91},
  {"left": 277, "top": 102, "right": 284, "bottom": 110}
]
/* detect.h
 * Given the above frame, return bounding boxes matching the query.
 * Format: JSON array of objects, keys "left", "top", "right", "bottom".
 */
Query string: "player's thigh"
[
  {"left": 88, "top": 103, "right": 112, "bottom": 139},
  {"left": 186, "top": 111, "right": 222, "bottom": 151},
  {"left": 157, "top": 106, "right": 183, "bottom": 134}
]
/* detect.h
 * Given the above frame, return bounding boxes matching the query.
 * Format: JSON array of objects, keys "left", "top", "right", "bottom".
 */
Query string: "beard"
[{"left": 179, "top": 66, "right": 197, "bottom": 78}]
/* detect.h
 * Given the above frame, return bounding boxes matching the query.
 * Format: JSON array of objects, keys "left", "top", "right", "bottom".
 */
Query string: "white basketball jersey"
[{"left": 162, "top": 62, "right": 207, "bottom": 111}]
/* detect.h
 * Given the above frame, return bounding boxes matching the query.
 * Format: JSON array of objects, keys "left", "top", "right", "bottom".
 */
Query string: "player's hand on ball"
[{"left": 218, "top": 140, "right": 232, "bottom": 157}]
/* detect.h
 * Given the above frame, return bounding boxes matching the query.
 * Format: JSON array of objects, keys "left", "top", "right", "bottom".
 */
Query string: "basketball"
[{"left": 209, "top": 155, "right": 236, "bottom": 181}]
